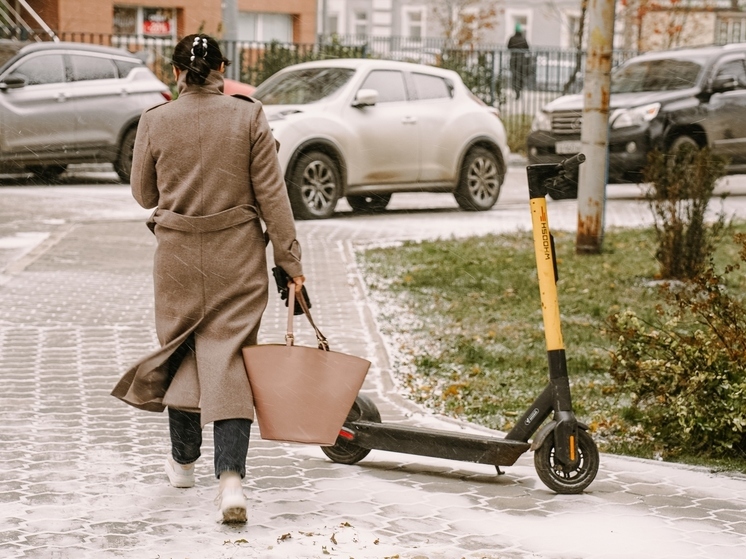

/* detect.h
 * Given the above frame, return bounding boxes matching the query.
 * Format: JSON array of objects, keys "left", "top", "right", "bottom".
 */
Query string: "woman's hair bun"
[
  {"left": 172, "top": 33, "right": 231, "bottom": 86},
  {"left": 190, "top": 36, "right": 209, "bottom": 62}
]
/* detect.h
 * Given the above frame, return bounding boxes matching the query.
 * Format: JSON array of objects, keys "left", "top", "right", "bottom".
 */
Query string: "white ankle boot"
[
  {"left": 165, "top": 455, "right": 195, "bottom": 488},
  {"left": 216, "top": 471, "right": 246, "bottom": 523}
]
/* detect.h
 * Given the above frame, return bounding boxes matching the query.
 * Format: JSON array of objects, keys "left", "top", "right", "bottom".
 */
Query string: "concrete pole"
[
  {"left": 576, "top": 0, "right": 616, "bottom": 254},
  {"left": 222, "top": 0, "right": 239, "bottom": 41},
  {"left": 221, "top": 0, "right": 239, "bottom": 80},
  {"left": 320, "top": 0, "right": 328, "bottom": 39}
]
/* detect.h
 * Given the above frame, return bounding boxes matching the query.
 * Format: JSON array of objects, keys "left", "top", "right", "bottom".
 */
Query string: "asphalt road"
[
  {"left": 0, "top": 161, "right": 671, "bottom": 276},
  {"left": 4, "top": 160, "right": 746, "bottom": 279}
]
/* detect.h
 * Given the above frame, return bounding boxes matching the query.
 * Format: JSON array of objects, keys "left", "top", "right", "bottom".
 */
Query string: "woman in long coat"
[{"left": 111, "top": 34, "right": 304, "bottom": 524}]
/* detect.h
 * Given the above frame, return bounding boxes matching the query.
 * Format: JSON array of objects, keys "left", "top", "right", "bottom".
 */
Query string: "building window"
[
  {"left": 403, "top": 8, "right": 425, "bottom": 41},
  {"left": 564, "top": 13, "right": 582, "bottom": 48},
  {"left": 113, "top": 6, "right": 176, "bottom": 39},
  {"left": 460, "top": 7, "right": 479, "bottom": 40},
  {"left": 142, "top": 8, "right": 173, "bottom": 37},
  {"left": 238, "top": 12, "right": 293, "bottom": 42},
  {"left": 505, "top": 10, "right": 531, "bottom": 43},
  {"left": 716, "top": 18, "right": 745, "bottom": 44},
  {"left": 353, "top": 11, "right": 368, "bottom": 37},
  {"left": 327, "top": 14, "right": 339, "bottom": 35},
  {"left": 113, "top": 6, "right": 137, "bottom": 35}
]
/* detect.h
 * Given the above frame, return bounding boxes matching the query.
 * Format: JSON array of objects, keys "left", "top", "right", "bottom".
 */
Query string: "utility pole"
[
  {"left": 221, "top": 0, "right": 239, "bottom": 80},
  {"left": 320, "top": 0, "right": 328, "bottom": 39},
  {"left": 222, "top": 0, "right": 238, "bottom": 41},
  {"left": 576, "top": 0, "right": 616, "bottom": 254}
]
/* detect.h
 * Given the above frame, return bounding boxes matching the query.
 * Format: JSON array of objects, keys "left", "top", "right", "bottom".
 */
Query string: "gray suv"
[
  {"left": 527, "top": 44, "right": 746, "bottom": 198},
  {"left": 0, "top": 41, "right": 170, "bottom": 182}
]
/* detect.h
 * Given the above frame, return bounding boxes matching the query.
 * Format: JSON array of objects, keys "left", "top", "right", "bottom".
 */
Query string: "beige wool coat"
[{"left": 111, "top": 70, "right": 302, "bottom": 426}]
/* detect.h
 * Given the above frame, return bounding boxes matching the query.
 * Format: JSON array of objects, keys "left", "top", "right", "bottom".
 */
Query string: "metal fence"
[{"left": 0, "top": 27, "right": 639, "bottom": 149}]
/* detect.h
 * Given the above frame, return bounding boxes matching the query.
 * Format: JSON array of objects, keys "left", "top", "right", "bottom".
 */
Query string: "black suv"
[{"left": 527, "top": 43, "right": 746, "bottom": 198}]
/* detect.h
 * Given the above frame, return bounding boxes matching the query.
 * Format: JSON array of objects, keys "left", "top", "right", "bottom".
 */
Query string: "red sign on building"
[{"left": 143, "top": 9, "right": 173, "bottom": 36}]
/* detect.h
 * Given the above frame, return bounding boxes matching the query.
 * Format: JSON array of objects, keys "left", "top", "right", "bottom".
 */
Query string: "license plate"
[{"left": 555, "top": 140, "right": 582, "bottom": 155}]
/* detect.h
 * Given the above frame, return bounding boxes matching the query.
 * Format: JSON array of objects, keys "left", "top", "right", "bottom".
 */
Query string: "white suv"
[
  {"left": 252, "top": 59, "right": 510, "bottom": 219},
  {"left": 0, "top": 40, "right": 170, "bottom": 182}
]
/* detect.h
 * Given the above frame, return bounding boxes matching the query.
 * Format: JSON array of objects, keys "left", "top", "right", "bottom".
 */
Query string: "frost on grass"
[{"left": 357, "top": 249, "right": 470, "bottom": 417}]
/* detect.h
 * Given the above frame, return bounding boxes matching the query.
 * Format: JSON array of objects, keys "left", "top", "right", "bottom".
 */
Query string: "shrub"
[
  {"left": 253, "top": 41, "right": 310, "bottom": 85},
  {"left": 249, "top": 38, "right": 366, "bottom": 87},
  {"left": 643, "top": 144, "right": 727, "bottom": 280},
  {"left": 606, "top": 237, "right": 746, "bottom": 458},
  {"left": 438, "top": 50, "right": 498, "bottom": 106},
  {"left": 503, "top": 113, "right": 532, "bottom": 155}
]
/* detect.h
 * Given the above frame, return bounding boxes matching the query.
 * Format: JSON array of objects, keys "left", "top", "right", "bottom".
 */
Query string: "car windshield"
[
  {"left": 611, "top": 57, "right": 705, "bottom": 93},
  {"left": 253, "top": 67, "right": 354, "bottom": 105}
]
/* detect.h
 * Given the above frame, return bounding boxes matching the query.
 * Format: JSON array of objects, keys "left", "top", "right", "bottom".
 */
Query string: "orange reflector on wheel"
[{"left": 570, "top": 435, "right": 576, "bottom": 461}]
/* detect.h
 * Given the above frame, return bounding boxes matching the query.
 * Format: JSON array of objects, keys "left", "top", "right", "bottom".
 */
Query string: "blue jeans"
[{"left": 168, "top": 407, "right": 252, "bottom": 479}]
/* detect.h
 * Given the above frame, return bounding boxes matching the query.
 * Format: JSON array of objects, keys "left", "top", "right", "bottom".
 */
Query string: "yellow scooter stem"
[
  {"left": 524, "top": 155, "right": 586, "bottom": 466},
  {"left": 530, "top": 197, "right": 564, "bottom": 352}
]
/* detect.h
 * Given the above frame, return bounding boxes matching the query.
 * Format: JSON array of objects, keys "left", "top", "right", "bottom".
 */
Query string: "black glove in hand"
[{"left": 272, "top": 266, "right": 311, "bottom": 316}]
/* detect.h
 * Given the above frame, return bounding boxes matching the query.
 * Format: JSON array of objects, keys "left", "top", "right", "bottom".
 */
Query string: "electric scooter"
[{"left": 321, "top": 154, "right": 599, "bottom": 494}]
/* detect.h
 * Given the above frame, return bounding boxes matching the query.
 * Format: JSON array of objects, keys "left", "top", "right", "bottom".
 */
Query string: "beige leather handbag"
[{"left": 242, "top": 286, "right": 371, "bottom": 445}]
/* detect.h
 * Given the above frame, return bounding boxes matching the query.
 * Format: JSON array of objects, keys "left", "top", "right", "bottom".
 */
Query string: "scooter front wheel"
[
  {"left": 534, "top": 428, "right": 599, "bottom": 494},
  {"left": 321, "top": 394, "right": 381, "bottom": 465}
]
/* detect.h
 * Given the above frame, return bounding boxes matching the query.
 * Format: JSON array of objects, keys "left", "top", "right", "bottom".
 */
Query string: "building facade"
[
  {"left": 621, "top": 2, "right": 746, "bottom": 51},
  {"left": 9, "top": 1, "right": 746, "bottom": 54},
  {"left": 318, "top": 0, "right": 585, "bottom": 49},
  {"left": 13, "top": 0, "right": 317, "bottom": 43}
]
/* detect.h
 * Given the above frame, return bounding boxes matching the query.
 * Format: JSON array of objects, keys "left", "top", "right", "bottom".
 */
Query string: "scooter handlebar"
[
  {"left": 527, "top": 153, "right": 586, "bottom": 199},
  {"left": 559, "top": 153, "right": 586, "bottom": 176}
]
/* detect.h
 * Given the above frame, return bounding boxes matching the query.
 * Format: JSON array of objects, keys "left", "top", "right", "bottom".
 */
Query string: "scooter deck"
[{"left": 343, "top": 420, "right": 531, "bottom": 467}]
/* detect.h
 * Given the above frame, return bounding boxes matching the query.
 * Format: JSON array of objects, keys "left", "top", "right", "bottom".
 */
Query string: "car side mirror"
[
  {"left": 0, "top": 74, "right": 27, "bottom": 91},
  {"left": 712, "top": 74, "right": 740, "bottom": 93},
  {"left": 353, "top": 88, "right": 378, "bottom": 108}
]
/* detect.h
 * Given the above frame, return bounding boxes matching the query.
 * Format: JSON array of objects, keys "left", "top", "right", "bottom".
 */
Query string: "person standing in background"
[{"left": 508, "top": 23, "right": 530, "bottom": 99}]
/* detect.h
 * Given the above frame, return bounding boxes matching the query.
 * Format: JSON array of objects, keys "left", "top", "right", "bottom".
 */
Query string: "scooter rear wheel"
[
  {"left": 534, "top": 428, "right": 599, "bottom": 494},
  {"left": 321, "top": 394, "right": 381, "bottom": 465}
]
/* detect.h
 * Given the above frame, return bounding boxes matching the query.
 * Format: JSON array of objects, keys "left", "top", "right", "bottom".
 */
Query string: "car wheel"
[
  {"left": 287, "top": 151, "right": 341, "bottom": 220},
  {"left": 454, "top": 146, "right": 503, "bottom": 211},
  {"left": 346, "top": 194, "right": 391, "bottom": 213},
  {"left": 28, "top": 164, "right": 68, "bottom": 182},
  {"left": 669, "top": 134, "right": 699, "bottom": 154},
  {"left": 114, "top": 126, "right": 138, "bottom": 183}
]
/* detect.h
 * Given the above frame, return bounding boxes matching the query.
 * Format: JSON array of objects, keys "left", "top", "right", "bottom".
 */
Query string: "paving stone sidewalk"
[{"left": 1, "top": 209, "right": 746, "bottom": 558}]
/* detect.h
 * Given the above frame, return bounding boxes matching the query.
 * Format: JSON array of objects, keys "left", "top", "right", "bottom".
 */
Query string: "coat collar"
[{"left": 176, "top": 69, "right": 225, "bottom": 97}]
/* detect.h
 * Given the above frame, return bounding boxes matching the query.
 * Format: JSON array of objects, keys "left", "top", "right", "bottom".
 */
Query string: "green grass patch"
[{"left": 359, "top": 225, "right": 746, "bottom": 473}]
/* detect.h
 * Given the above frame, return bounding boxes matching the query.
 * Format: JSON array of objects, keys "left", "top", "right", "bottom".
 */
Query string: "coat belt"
[{"left": 151, "top": 205, "right": 259, "bottom": 233}]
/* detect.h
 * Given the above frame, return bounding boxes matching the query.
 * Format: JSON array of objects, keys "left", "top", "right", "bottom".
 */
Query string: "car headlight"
[
  {"left": 531, "top": 111, "right": 552, "bottom": 132},
  {"left": 610, "top": 103, "right": 660, "bottom": 129}
]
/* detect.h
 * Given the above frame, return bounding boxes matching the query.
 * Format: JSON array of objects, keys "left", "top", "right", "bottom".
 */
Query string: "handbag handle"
[{"left": 286, "top": 284, "right": 329, "bottom": 351}]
